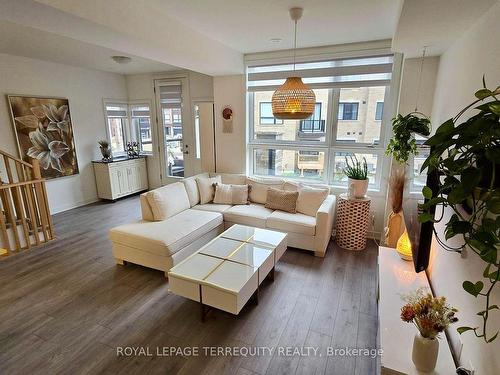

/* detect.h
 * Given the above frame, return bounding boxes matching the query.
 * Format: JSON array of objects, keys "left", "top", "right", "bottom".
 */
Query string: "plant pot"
[
  {"left": 412, "top": 333, "right": 439, "bottom": 372},
  {"left": 348, "top": 178, "right": 368, "bottom": 199},
  {"left": 100, "top": 146, "right": 112, "bottom": 160}
]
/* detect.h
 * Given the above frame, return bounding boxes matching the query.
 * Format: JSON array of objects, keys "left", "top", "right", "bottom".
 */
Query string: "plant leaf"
[
  {"left": 488, "top": 332, "right": 499, "bottom": 343},
  {"left": 422, "top": 186, "right": 433, "bottom": 199},
  {"left": 463, "top": 280, "right": 483, "bottom": 297},
  {"left": 457, "top": 326, "right": 474, "bottom": 334},
  {"left": 475, "top": 88, "right": 492, "bottom": 100}
]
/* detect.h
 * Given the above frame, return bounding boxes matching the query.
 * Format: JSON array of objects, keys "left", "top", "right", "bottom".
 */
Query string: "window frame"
[
  {"left": 247, "top": 86, "right": 389, "bottom": 189},
  {"left": 103, "top": 99, "right": 153, "bottom": 157},
  {"left": 375, "top": 101, "right": 384, "bottom": 121},
  {"left": 129, "top": 100, "right": 153, "bottom": 155}
]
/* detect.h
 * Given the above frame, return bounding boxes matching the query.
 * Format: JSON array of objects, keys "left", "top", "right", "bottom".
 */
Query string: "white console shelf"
[{"left": 378, "top": 246, "right": 456, "bottom": 375}]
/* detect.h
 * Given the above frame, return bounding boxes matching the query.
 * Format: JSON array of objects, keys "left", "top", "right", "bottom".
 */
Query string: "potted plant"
[
  {"left": 343, "top": 155, "right": 368, "bottom": 198},
  {"left": 384, "top": 113, "right": 431, "bottom": 247},
  {"left": 419, "top": 82, "right": 500, "bottom": 343},
  {"left": 401, "top": 288, "right": 458, "bottom": 372},
  {"left": 98, "top": 140, "right": 111, "bottom": 161}
]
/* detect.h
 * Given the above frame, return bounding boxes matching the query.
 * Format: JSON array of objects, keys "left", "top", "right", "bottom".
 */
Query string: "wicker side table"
[{"left": 336, "top": 193, "right": 371, "bottom": 251}]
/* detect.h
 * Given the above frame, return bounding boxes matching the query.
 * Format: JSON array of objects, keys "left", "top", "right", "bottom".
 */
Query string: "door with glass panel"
[{"left": 155, "top": 78, "right": 194, "bottom": 184}]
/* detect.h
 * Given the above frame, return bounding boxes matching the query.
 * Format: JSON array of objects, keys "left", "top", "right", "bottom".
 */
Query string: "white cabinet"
[{"left": 93, "top": 157, "right": 148, "bottom": 200}]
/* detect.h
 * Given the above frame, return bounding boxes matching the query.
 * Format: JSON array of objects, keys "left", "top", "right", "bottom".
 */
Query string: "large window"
[{"left": 247, "top": 54, "right": 396, "bottom": 188}]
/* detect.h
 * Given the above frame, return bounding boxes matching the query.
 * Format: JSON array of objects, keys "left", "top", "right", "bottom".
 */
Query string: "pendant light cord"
[
  {"left": 293, "top": 19, "right": 297, "bottom": 71},
  {"left": 414, "top": 46, "right": 427, "bottom": 112}
]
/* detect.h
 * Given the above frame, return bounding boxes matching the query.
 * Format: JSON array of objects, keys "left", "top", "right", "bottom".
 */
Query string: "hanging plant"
[
  {"left": 419, "top": 80, "right": 500, "bottom": 343},
  {"left": 386, "top": 113, "right": 431, "bottom": 164}
]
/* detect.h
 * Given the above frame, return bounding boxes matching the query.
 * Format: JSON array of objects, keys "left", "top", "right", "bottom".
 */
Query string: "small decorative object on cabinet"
[
  {"left": 92, "top": 157, "right": 148, "bottom": 201},
  {"left": 401, "top": 288, "right": 458, "bottom": 372},
  {"left": 396, "top": 230, "right": 413, "bottom": 261},
  {"left": 343, "top": 155, "right": 368, "bottom": 199},
  {"left": 335, "top": 193, "right": 371, "bottom": 250},
  {"left": 126, "top": 141, "right": 140, "bottom": 158},
  {"left": 98, "top": 140, "right": 112, "bottom": 161}
]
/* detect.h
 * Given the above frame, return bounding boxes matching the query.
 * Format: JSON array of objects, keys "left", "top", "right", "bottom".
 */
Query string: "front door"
[{"left": 154, "top": 78, "right": 194, "bottom": 184}]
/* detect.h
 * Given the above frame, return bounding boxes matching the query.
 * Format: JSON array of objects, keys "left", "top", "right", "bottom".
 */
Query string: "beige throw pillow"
[
  {"left": 246, "top": 177, "right": 284, "bottom": 204},
  {"left": 296, "top": 186, "right": 329, "bottom": 217},
  {"left": 213, "top": 183, "right": 250, "bottom": 205},
  {"left": 265, "top": 188, "right": 298, "bottom": 213},
  {"left": 196, "top": 175, "right": 222, "bottom": 204}
]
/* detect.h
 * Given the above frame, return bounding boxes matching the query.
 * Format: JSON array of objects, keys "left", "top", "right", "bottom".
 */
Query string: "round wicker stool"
[{"left": 336, "top": 193, "right": 371, "bottom": 251}]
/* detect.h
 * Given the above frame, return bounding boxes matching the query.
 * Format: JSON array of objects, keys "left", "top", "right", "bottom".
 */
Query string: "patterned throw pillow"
[
  {"left": 264, "top": 187, "right": 299, "bottom": 213},
  {"left": 213, "top": 183, "right": 250, "bottom": 205}
]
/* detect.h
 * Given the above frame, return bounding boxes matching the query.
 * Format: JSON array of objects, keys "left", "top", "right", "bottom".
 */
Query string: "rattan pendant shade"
[
  {"left": 272, "top": 77, "right": 316, "bottom": 119},
  {"left": 271, "top": 7, "right": 316, "bottom": 120}
]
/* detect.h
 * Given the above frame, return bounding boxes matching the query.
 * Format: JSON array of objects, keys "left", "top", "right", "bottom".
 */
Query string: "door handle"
[{"left": 183, "top": 150, "right": 189, "bottom": 155}]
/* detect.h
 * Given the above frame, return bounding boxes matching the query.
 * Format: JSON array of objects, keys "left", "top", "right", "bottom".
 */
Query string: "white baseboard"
[{"left": 50, "top": 198, "right": 100, "bottom": 214}]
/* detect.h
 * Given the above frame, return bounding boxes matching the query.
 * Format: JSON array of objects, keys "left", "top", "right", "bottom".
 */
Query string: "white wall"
[
  {"left": 213, "top": 75, "right": 246, "bottom": 174},
  {"left": 0, "top": 53, "right": 127, "bottom": 213},
  {"left": 428, "top": 3, "right": 500, "bottom": 374}
]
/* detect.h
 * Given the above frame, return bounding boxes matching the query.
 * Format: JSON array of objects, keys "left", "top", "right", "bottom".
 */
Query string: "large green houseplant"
[{"left": 419, "top": 81, "right": 500, "bottom": 343}]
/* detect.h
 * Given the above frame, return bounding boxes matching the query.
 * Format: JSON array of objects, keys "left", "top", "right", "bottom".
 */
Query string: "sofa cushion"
[
  {"left": 192, "top": 203, "right": 233, "bottom": 213},
  {"left": 296, "top": 186, "right": 330, "bottom": 217},
  {"left": 223, "top": 203, "right": 274, "bottom": 227},
  {"left": 182, "top": 173, "right": 209, "bottom": 207},
  {"left": 265, "top": 187, "right": 298, "bottom": 213},
  {"left": 213, "top": 183, "right": 250, "bottom": 205},
  {"left": 196, "top": 175, "right": 222, "bottom": 204},
  {"left": 109, "top": 209, "right": 223, "bottom": 257},
  {"left": 146, "top": 182, "right": 190, "bottom": 221},
  {"left": 266, "top": 211, "right": 316, "bottom": 236},
  {"left": 246, "top": 177, "right": 284, "bottom": 204},
  {"left": 211, "top": 173, "right": 247, "bottom": 185}
]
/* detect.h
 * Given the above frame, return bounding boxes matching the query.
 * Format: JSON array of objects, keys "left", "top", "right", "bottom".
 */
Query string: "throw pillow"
[
  {"left": 265, "top": 187, "right": 299, "bottom": 213},
  {"left": 196, "top": 175, "right": 222, "bottom": 204},
  {"left": 246, "top": 177, "right": 284, "bottom": 204},
  {"left": 213, "top": 183, "right": 250, "bottom": 205},
  {"left": 296, "top": 186, "right": 329, "bottom": 217}
]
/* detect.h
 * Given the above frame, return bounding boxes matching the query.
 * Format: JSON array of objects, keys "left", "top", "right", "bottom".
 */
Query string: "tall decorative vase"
[
  {"left": 385, "top": 210, "right": 406, "bottom": 248},
  {"left": 412, "top": 333, "right": 439, "bottom": 372}
]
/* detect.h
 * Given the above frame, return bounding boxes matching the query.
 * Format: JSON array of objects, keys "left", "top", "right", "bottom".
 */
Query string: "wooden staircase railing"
[{"left": 0, "top": 150, "right": 55, "bottom": 256}]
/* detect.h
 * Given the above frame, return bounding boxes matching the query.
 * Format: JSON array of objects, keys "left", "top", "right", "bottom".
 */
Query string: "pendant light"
[{"left": 272, "top": 7, "right": 315, "bottom": 120}]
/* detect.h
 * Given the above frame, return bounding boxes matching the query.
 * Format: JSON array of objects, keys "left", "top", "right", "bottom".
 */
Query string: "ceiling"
[
  {"left": 0, "top": 21, "right": 178, "bottom": 75},
  {"left": 156, "top": 0, "right": 402, "bottom": 53},
  {"left": 392, "top": 0, "right": 497, "bottom": 57},
  {"left": 0, "top": 0, "right": 497, "bottom": 76}
]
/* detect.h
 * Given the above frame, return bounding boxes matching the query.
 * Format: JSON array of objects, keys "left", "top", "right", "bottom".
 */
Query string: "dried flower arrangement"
[{"left": 401, "top": 288, "right": 458, "bottom": 339}]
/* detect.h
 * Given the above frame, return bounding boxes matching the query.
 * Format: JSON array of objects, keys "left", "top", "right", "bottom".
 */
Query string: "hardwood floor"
[{"left": 0, "top": 195, "right": 380, "bottom": 375}]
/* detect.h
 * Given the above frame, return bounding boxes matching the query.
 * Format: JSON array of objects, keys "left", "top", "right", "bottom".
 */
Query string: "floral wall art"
[{"left": 7, "top": 95, "right": 79, "bottom": 179}]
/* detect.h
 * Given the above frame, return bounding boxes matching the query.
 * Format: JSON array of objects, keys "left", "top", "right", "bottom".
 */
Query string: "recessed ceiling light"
[
  {"left": 111, "top": 55, "right": 132, "bottom": 64},
  {"left": 270, "top": 38, "right": 282, "bottom": 43}
]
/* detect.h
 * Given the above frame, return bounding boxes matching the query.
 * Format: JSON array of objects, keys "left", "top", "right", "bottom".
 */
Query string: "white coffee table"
[{"left": 168, "top": 225, "right": 287, "bottom": 320}]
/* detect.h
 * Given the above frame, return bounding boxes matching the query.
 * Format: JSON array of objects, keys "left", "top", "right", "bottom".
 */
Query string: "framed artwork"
[{"left": 7, "top": 95, "right": 79, "bottom": 179}]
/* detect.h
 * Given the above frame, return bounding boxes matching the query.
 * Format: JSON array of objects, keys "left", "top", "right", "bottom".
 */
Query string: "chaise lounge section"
[{"left": 109, "top": 173, "right": 336, "bottom": 275}]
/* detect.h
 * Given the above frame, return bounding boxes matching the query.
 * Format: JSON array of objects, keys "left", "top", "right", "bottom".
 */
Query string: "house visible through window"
[
  {"left": 259, "top": 102, "right": 283, "bottom": 125},
  {"left": 375, "top": 101, "right": 384, "bottom": 121},
  {"left": 338, "top": 102, "right": 359, "bottom": 120},
  {"left": 299, "top": 103, "right": 323, "bottom": 133}
]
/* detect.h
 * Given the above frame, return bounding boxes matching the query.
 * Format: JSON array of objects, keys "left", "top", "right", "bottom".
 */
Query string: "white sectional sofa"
[{"left": 109, "top": 173, "right": 336, "bottom": 276}]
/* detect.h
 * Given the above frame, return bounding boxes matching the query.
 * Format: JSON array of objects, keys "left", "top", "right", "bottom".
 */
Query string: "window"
[
  {"left": 338, "top": 102, "right": 359, "bottom": 120},
  {"left": 105, "top": 103, "right": 128, "bottom": 155},
  {"left": 375, "top": 101, "right": 384, "bottom": 121},
  {"left": 259, "top": 102, "right": 283, "bottom": 125},
  {"left": 130, "top": 104, "right": 152, "bottom": 154},
  {"left": 247, "top": 53, "right": 396, "bottom": 187}
]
